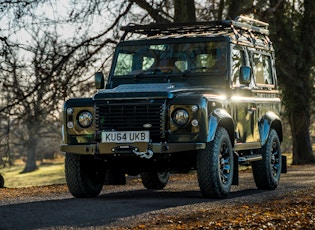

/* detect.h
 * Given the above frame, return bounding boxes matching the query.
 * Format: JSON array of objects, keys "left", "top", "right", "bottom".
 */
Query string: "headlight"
[
  {"left": 78, "top": 111, "right": 93, "bottom": 128},
  {"left": 172, "top": 109, "right": 189, "bottom": 126}
]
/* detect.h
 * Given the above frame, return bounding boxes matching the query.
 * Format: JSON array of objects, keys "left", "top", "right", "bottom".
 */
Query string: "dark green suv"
[{"left": 61, "top": 16, "right": 285, "bottom": 198}]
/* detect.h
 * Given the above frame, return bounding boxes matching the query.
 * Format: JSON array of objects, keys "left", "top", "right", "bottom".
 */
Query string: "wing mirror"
[
  {"left": 95, "top": 72, "right": 105, "bottom": 89},
  {"left": 239, "top": 66, "right": 251, "bottom": 85}
]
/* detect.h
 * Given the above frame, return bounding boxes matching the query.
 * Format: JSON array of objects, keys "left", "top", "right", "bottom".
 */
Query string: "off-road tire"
[
  {"left": 252, "top": 129, "right": 282, "bottom": 190},
  {"left": 197, "top": 127, "right": 234, "bottom": 198},
  {"left": 140, "top": 171, "right": 170, "bottom": 190},
  {"left": 65, "top": 153, "right": 105, "bottom": 198}
]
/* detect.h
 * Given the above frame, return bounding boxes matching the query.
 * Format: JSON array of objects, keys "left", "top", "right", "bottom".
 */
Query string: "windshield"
[{"left": 112, "top": 40, "right": 227, "bottom": 77}]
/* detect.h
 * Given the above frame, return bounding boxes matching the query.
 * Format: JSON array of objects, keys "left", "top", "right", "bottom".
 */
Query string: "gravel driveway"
[{"left": 0, "top": 164, "right": 314, "bottom": 229}]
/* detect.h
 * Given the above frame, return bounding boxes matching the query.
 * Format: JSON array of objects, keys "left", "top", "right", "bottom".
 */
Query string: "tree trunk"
[
  {"left": 22, "top": 144, "right": 39, "bottom": 173},
  {"left": 174, "top": 0, "right": 196, "bottom": 23},
  {"left": 217, "top": 0, "right": 225, "bottom": 20},
  {"left": 21, "top": 122, "right": 39, "bottom": 173},
  {"left": 267, "top": 0, "right": 315, "bottom": 165},
  {"left": 289, "top": 111, "right": 315, "bottom": 164}
]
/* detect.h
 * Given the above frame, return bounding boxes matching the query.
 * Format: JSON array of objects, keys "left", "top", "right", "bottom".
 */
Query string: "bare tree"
[
  {"left": 1, "top": 0, "right": 314, "bottom": 173},
  {"left": 0, "top": 0, "right": 134, "bottom": 172}
]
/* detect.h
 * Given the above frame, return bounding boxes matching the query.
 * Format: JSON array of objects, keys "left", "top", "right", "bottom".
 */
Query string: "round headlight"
[
  {"left": 78, "top": 111, "right": 93, "bottom": 128},
  {"left": 172, "top": 109, "right": 189, "bottom": 126}
]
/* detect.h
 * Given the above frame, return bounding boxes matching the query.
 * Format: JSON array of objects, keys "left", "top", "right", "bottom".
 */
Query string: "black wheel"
[
  {"left": 197, "top": 127, "right": 234, "bottom": 198},
  {"left": 140, "top": 171, "right": 170, "bottom": 190},
  {"left": 65, "top": 153, "right": 105, "bottom": 198},
  {"left": 252, "top": 129, "right": 282, "bottom": 190},
  {"left": 0, "top": 174, "right": 4, "bottom": 188}
]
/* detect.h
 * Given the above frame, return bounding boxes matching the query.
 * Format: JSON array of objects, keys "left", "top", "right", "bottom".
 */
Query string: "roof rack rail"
[
  {"left": 120, "top": 16, "right": 269, "bottom": 40},
  {"left": 232, "top": 15, "right": 269, "bottom": 35},
  {"left": 235, "top": 15, "right": 269, "bottom": 28}
]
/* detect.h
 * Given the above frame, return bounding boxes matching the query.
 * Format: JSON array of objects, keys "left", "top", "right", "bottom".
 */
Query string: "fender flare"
[
  {"left": 259, "top": 111, "right": 283, "bottom": 146},
  {"left": 207, "top": 108, "right": 235, "bottom": 146}
]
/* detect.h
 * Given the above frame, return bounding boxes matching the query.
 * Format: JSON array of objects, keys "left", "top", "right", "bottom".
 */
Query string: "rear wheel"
[
  {"left": 65, "top": 153, "right": 105, "bottom": 198},
  {"left": 197, "top": 127, "right": 234, "bottom": 198},
  {"left": 252, "top": 129, "right": 282, "bottom": 190},
  {"left": 140, "top": 171, "right": 170, "bottom": 190}
]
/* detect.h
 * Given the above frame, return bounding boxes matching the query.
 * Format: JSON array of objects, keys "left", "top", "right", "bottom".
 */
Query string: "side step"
[
  {"left": 238, "top": 154, "right": 287, "bottom": 173},
  {"left": 239, "top": 155, "right": 263, "bottom": 165}
]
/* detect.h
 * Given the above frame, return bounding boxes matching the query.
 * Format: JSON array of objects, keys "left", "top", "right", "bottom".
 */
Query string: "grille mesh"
[{"left": 95, "top": 101, "right": 165, "bottom": 141}]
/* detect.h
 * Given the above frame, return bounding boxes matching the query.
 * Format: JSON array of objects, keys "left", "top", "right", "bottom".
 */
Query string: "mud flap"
[
  {"left": 232, "top": 152, "right": 239, "bottom": 185},
  {"left": 281, "top": 155, "right": 287, "bottom": 173}
]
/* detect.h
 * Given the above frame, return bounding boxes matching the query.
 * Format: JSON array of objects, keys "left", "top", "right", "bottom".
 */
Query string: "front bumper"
[{"left": 60, "top": 142, "right": 206, "bottom": 155}]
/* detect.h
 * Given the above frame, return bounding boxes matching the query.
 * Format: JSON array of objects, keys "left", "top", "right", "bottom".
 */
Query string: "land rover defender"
[{"left": 61, "top": 16, "right": 285, "bottom": 198}]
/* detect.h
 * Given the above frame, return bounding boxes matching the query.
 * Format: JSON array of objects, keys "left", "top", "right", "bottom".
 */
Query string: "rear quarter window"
[{"left": 252, "top": 52, "right": 274, "bottom": 86}]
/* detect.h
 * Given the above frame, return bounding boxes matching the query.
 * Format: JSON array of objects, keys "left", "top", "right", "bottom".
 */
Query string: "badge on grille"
[{"left": 143, "top": 123, "right": 152, "bottom": 128}]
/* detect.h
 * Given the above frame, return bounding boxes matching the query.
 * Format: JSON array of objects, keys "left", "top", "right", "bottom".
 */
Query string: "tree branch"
[{"left": 130, "top": 0, "right": 171, "bottom": 23}]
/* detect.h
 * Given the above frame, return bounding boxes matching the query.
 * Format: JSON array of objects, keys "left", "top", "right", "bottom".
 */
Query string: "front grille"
[{"left": 95, "top": 101, "right": 166, "bottom": 141}]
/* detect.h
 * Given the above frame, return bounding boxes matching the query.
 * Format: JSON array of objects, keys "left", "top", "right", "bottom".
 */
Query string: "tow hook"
[{"left": 132, "top": 149, "right": 154, "bottom": 159}]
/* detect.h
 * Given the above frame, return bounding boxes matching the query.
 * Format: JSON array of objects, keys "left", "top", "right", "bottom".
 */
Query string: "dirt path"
[{"left": 0, "top": 164, "right": 314, "bottom": 229}]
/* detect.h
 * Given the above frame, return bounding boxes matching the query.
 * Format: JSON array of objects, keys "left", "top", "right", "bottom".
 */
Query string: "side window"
[
  {"left": 263, "top": 55, "right": 273, "bottom": 84},
  {"left": 232, "top": 49, "right": 245, "bottom": 86},
  {"left": 252, "top": 52, "right": 273, "bottom": 86}
]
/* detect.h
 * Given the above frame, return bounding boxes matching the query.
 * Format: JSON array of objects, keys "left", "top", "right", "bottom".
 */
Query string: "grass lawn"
[{"left": 0, "top": 160, "right": 65, "bottom": 188}]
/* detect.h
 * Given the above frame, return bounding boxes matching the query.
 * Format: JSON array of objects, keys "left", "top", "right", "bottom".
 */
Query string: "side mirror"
[
  {"left": 239, "top": 66, "right": 251, "bottom": 85},
  {"left": 95, "top": 72, "right": 105, "bottom": 89}
]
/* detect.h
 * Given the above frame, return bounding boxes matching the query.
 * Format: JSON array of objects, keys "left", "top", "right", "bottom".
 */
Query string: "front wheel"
[
  {"left": 197, "top": 127, "right": 234, "bottom": 198},
  {"left": 65, "top": 153, "right": 105, "bottom": 198},
  {"left": 140, "top": 171, "right": 170, "bottom": 190},
  {"left": 252, "top": 129, "right": 282, "bottom": 190}
]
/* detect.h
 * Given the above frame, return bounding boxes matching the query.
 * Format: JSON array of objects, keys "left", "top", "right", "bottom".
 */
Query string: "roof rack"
[
  {"left": 232, "top": 15, "right": 269, "bottom": 34},
  {"left": 120, "top": 16, "right": 269, "bottom": 40}
]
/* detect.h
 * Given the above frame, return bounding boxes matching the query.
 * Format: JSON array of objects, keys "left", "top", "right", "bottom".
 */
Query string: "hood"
[{"left": 93, "top": 83, "right": 190, "bottom": 100}]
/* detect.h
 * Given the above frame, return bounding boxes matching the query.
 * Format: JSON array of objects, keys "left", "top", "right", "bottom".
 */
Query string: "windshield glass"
[{"left": 112, "top": 40, "right": 227, "bottom": 77}]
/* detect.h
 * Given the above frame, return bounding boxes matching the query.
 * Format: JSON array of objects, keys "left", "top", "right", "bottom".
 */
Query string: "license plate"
[{"left": 101, "top": 131, "right": 150, "bottom": 143}]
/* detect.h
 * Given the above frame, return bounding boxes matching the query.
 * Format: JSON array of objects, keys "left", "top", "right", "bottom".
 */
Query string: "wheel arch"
[
  {"left": 259, "top": 111, "right": 283, "bottom": 146},
  {"left": 208, "top": 108, "right": 235, "bottom": 147}
]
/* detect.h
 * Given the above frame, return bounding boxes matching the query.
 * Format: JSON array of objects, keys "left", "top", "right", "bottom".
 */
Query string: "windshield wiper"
[{"left": 132, "top": 68, "right": 170, "bottom": 79}]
